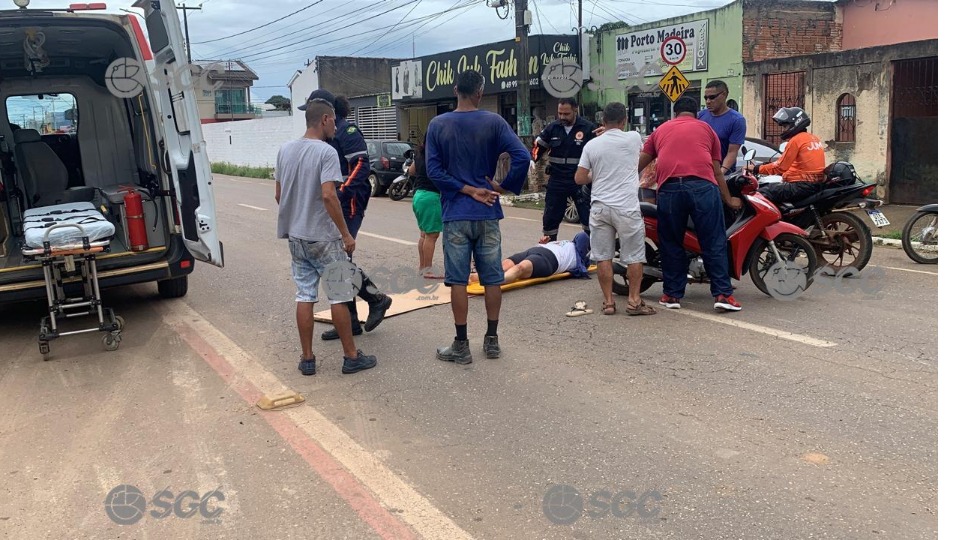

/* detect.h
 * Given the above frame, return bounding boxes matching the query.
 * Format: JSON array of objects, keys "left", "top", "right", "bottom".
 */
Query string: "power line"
[
  {"left": 240, "top": 1, "right": 480, "bottom": 64},
  {"left": 349, "top": 0, "right": 423, "bottom": 56},
  {"left": 359, "top": 0, "right": 478, "bottom": 57},
  {"left": 193, "top": 0, "right": 324, "bottom": 44},
  {"left": 209, "top": 0, "right": 401, "bottom": 59},
  {"left": 231, "top": 0, "right": 423, "bottom": 62}
]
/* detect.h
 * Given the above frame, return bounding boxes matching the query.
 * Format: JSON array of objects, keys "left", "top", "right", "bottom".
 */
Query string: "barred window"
[{"left": 837, "top": 93, "right": 856, "bottom": 142}]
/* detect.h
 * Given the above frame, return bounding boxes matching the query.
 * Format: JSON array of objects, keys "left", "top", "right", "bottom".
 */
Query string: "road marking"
[
  {"left": 359, "top": 231, "right": 417, "bottom": 246},
  {"left": 163, "top": 303, "right": 471, "bottom": 540},
  {"left": 877, "top": 265, "right": 937, "bottom": 276},
  {"left": 664, "top": 309, "right": 838, "bottom": 347},
  {"left": 506, "top": 216, "right": 538, "bottom": 222},
  {"left": 237, "top": 203, "right": 267, "bottom": 211},
  {"left": 506, "top": 216, "right": 580, "bottom": 228}
]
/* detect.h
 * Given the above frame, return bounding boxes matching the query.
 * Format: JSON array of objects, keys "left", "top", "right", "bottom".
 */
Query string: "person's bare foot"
[{"left": 468, "top": 273, "right": 480, "bottom": 284}]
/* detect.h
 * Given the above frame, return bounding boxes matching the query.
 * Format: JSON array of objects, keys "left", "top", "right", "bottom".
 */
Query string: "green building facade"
[{"left": 583, "top": 1, "right": 744, "bottom": 134}]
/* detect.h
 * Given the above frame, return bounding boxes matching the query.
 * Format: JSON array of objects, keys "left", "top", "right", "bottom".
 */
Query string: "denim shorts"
[
  {"left": 443, "top": 219, "right": 504, "bottom": 286},
  {"left": 288, "top": 237, "right": 355, "bottom": 304}
]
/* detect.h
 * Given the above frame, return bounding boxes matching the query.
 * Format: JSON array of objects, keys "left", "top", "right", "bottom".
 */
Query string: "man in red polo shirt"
[{"left": 637, "top": 97, "right": 744, "bottom": 312}]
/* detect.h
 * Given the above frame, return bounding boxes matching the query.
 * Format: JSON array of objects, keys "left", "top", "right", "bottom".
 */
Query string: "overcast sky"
[
  {"left": 21, "top": 0, "right": 736, "bottom": 100},
  {"left": 18, "top": 0, "right": 848, "bottom": 102}
]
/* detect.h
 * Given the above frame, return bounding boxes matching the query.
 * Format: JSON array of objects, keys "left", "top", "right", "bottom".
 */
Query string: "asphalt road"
[{"left": 0, "top": 173, "right": 938, "bottom": 539}]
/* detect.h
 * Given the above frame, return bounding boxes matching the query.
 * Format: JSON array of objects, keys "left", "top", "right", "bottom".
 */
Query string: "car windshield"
[{"left": 383, "top": 142, "right": 412, "bottom": 157}]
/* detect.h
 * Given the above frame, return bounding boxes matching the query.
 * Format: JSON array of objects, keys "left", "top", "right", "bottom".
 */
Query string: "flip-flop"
[{"left": 566, "top": 301, "right": 594, "bottom": 317}]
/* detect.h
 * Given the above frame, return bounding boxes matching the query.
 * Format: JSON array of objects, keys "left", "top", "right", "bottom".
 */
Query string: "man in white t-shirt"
[
  {"left": 469, "top": 232, "right": 592, "bottom": 285},
  {"left": 575, "top": 102, "right": 656, "bottom": 316}
]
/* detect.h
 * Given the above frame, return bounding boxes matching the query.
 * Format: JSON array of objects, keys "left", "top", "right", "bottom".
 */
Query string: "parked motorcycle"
[
  {"left": 612, "top": 151, "right": 819, "bottom": 299},
  {"left": 901, "top": 204, "right": 938, "bottom": 264},
  {"left": 387, "top": 156, "right": 415, "bottom": 201},
  {"left": 751, "top": 159, "right": 886, "bottom": 271}
]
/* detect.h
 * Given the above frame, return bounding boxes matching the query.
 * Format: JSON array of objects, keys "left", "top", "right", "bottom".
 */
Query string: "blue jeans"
[
  {"left": 443, "top": 220, "right": 503, "bottom": 286},
  {"left": 657, "top": 178, "right": 733, "bottom": 298}
]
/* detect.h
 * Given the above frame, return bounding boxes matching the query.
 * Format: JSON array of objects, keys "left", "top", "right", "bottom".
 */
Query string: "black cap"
[{"left": 297, "top": 88, "right": 336, "bottom": 111}]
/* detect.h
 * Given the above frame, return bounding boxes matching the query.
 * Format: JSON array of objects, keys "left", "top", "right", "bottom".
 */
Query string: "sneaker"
[
  {"left": 659, "top": 294, "right": 681, "bottom": 309},
  {"left": 298, "top": 357, "right": 317, "bottom": 376},
  {"left": 364, "top": 295, "right": 393, "bottom": 332},
  {"left": 321, "top": 324, "right": 363, "bottom": 341},
  {"left": 714, "top": 294, "right": 742, "bottom": 312},
  {"left": 482, "top": 335, "right": 501, "bottom": 359},
  {"left": 342, "top": 350, "right": 377, "bottom": 374},
  {"left": 437, "top": 339, "right": 472, "bottom": 365}
]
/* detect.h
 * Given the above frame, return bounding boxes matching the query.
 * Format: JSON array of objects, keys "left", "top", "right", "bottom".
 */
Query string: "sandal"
[
  {"left": 626, "top": 299, "right": 657, "bottom": 316},
  {"left": 602, "top": 301, "right": 616, "bottom": 315},
  {"left": 565, "top": 301, "right": 594, "bottom": 317}
]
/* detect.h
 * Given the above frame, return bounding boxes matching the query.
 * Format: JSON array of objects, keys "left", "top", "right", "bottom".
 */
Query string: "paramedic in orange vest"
[{"left": 747, "top": 107, "right": 827, "bottom": 205}]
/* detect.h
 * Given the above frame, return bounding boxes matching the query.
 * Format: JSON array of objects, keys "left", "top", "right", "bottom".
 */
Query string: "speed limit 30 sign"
[{"left": 660, "top": 36, "right": 687, "bottom": 66}]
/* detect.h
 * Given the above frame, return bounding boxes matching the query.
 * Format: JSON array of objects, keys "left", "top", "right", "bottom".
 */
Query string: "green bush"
[{"left": 210, "top": 162, "right": 274, "bottom": 179}]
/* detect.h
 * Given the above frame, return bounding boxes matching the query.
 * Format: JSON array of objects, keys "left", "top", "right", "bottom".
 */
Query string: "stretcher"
[
  {"left": 21, "top": 202, "right": 123, "bottom": 357},
  {"left": 466, "top": 265, "right": 596, "bottom": 295}
]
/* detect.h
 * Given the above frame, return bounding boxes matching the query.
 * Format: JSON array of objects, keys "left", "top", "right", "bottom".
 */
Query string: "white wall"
[{"left": 202, "top": 116, "right": 304, "bottom": 168}]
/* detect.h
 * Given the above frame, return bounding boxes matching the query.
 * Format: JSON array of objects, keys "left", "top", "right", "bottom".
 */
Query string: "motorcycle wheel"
[
  {"left": 747, "top": 233, "right": 818, "bottom": 298},
  {"left": 563, "top": 197, "right": 579, "bottom": 223},
  {"left": 388, "top": 181, "right": 406, "bottom": 201},
  {"left": 611, "top": 241, "right": 658, "bottom": 296},
  {"left": 809, "top": 212, "right": 873, "bottom": 271},
  {"left": 901, "top": 211, "right": 938, "bottom": 264}
]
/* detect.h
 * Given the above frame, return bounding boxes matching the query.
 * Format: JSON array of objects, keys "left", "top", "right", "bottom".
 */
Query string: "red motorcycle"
[{"left": 613, "top": 155, "right": 819, "bottom": 300}]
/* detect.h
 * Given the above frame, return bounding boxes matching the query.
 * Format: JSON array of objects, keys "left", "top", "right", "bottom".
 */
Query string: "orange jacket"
[{"left": 759, "top": 132, "right": 826, "bottom": 182}]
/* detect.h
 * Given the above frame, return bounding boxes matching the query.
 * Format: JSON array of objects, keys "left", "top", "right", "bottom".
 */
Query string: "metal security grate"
[
  {"left": 352, "top": 106, "right": 398, "bottom": 141},
  {"left": 837, "top": 93, "right": 856, "bottom": 143},
  {"left": 763, "top": 72, "right": 806, "bottom": 144},
  {"left": 892, "top": 57, "right": 937, "bottom": 118}
]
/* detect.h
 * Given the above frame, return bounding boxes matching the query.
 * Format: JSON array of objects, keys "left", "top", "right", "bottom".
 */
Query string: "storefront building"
[
  {"left": 390, "top": 34, "right": 583, "bottom": 146},
  {"left": 585, "top": 1, "right": 744, "bottom": 134}
]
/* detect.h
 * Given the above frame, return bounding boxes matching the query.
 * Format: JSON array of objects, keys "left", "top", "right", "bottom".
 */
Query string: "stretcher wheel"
[
  {"left": 103, "top": 333, "right": 121, "bottom": 351},
  {"left": 39, "top": 341, "right": 50, "bottom": 356},
  {"left": 114, "top": 316, "right": 125, "bottom": 331}
]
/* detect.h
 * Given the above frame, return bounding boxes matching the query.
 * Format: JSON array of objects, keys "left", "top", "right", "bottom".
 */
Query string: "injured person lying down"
[{"left": 469, "top": 232, "right": 592, "bottom": 285}]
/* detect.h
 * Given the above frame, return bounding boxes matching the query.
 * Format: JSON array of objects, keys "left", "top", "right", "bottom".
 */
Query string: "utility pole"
[
  {"left": 577, "top": 0, "right": 583, "bottom": 99},
  {"left": 177, "top": 3, "right": 201, "bottom": 63},
  {"left": 515, "top": 0, "right": 531, "bottom": 138}
]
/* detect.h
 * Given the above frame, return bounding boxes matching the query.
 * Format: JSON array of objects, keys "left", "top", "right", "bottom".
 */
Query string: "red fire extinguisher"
[{"left": 124, "top": 188, "right": 148, "bottom": 252}]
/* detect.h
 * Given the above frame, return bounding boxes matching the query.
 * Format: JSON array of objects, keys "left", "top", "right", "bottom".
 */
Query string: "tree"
[
  {"left": 266, "top": 95, "right": 291, "bottom": 111},
  {"left": 597, "top": 21, "right": 629, "bottom": 33},
  {"left": 64, "top": 107, "right": 77, "bottom": 121}
]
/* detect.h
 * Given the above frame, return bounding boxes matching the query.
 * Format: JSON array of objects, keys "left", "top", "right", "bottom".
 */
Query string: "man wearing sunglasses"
[{"left": 697, "top": 80, "right": 746, "bottom": 177}]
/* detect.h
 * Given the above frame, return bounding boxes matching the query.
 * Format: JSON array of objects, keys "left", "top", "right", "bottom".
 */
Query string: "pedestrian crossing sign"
[{"left": 658, "top": 66, "right": 690, "bottom": 102}]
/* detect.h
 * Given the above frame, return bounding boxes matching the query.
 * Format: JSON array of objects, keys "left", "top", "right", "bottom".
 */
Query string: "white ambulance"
[{"left": 0, "top": 0, "right": 221, "bottom": 303}]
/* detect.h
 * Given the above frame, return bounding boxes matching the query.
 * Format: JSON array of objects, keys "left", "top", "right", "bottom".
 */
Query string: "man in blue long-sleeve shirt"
[{"left": 426, "top": 69, "right": 530, "bottom": 364}]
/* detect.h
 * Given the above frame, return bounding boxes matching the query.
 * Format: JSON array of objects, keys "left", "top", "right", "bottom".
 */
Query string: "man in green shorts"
[{"left": 407, "top": 145, "right": 443, "bottom": 279}]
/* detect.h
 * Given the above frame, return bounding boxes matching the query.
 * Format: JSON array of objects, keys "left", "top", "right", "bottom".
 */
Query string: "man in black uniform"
[
  {"left": 298, "top": 89, "right": 392, "bottom": 341},
  {"left": 535, "top": 97, "right": 596, "bottom": 241}
]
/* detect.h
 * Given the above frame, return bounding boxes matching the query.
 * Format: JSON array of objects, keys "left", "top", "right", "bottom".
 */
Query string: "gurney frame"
[{"left": 21, "top": 223, "right": 124, "bottom": 357}]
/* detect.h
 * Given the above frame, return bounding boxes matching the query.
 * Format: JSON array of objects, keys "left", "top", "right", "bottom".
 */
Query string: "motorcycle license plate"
[{"left": 866, "top": 209, "right": 890, "bottom": 227}]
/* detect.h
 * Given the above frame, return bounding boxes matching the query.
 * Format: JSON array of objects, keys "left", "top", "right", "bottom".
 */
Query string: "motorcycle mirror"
[{"left": 743, "top": 149, "right": 756, "bottom": 162}]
